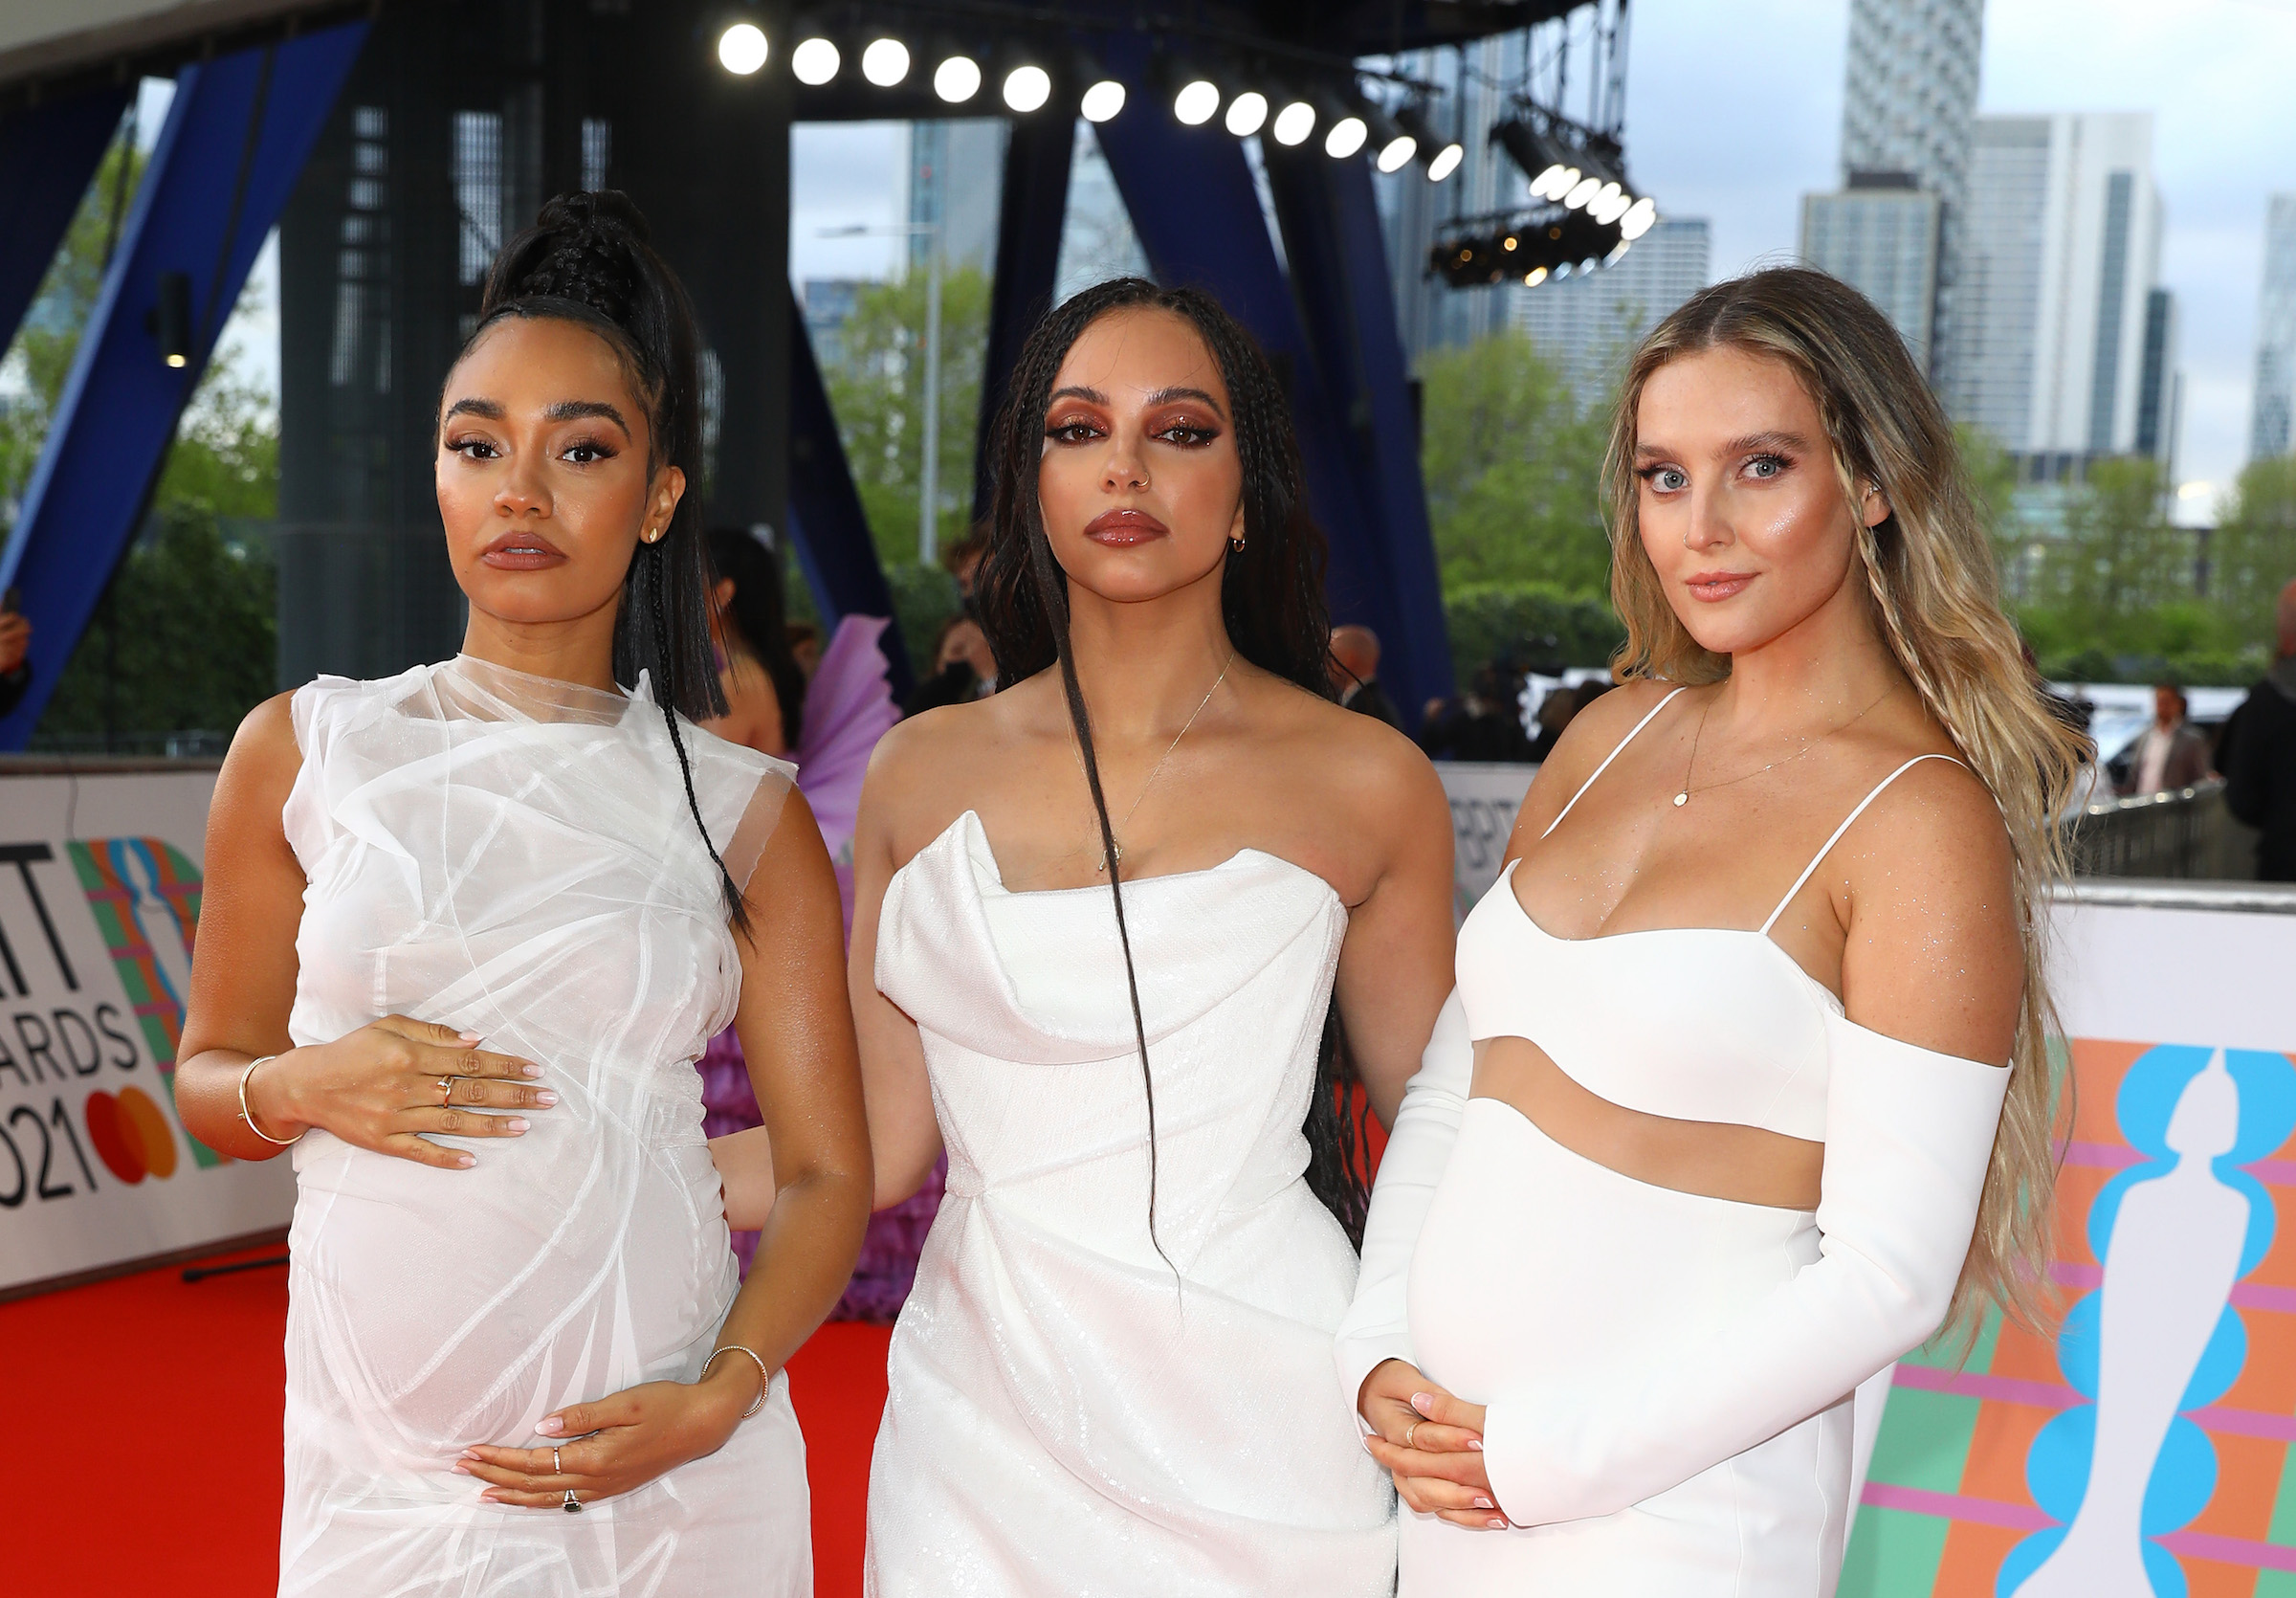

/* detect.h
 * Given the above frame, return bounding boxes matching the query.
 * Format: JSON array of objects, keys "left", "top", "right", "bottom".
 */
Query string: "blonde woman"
[{"left": 1336, "top": 266, "right": 2084, "bottom": 1594}]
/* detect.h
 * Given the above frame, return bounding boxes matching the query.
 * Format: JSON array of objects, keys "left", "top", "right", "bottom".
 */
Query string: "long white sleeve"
[
  {"left": 1481, "top": 1011, "right": 2010, "bottom": 1525},
  {"left": 1334, "top": 989, "right": 1473, "bottom": 1428}
]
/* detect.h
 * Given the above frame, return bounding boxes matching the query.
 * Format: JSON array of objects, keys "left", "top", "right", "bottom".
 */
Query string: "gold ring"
[
  {"left": 438, "top": 1076, "right": 453, "bottom": 1106},
  {"left": 553, "top": 1447, "right": 562, "bottom": 1475},
  {"left": 1405, "top": 1420, "right": 1420, "bottom": 1450}
]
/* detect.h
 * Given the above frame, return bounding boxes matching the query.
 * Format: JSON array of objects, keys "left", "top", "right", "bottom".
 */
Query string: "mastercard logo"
[{"left": 83, "top": 1086, "right": 179, "bottom": 1184}]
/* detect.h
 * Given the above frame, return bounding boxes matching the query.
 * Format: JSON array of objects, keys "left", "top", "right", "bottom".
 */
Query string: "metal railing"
[{"left": 2064, "top": 779, "right": 2257, "bottom": 881}]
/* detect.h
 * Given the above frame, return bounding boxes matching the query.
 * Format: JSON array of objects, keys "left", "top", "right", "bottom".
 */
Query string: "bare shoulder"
[
  {"left": 221, "top": 691, "right": 304, "bottom": 788},
  {"left": 1269, "top": 679, "right": 1448, "bottom": 827},
  {"left": 1550, "top": 677, "right": 1679, "bottom": 763},
  {"left": 1851, "top": 747, "right": 2014, "bottom": 888}
]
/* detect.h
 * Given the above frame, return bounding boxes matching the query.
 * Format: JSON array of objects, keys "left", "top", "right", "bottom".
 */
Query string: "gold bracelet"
[
  {"left": 238, "top": 1054, "right": 304, "bottom": 1146},
  {"left": 703, "top": 1344, "right": 772, "bottom": 1419}
]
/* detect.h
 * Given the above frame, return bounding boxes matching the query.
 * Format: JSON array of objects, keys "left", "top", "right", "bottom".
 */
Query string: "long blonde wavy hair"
[{"left": 1603, "top": 267, "right": 2086, "bottom": 1337}]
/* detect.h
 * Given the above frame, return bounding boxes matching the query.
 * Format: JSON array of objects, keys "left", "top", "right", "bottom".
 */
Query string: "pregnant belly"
[
  {"left": 287, "top": 1123, "right": 732, "bottom": 1456},
  {"left": 1405, "top": 1100, "right": 1817, "bottom": 1404}
]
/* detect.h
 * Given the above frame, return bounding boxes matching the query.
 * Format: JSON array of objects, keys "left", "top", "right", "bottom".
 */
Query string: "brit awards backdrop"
[
  {"left": 0, "top": 765, "right": 294, "bottom": 1296},
  {"left": 1845, "top": 892, "right": 2296, "bottom": 1596}
]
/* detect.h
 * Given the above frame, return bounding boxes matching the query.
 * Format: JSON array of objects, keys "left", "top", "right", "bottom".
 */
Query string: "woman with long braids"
[
  {"left": 173, "top": 192, "right": 869, "bottom": 1594},
  {"left": 1338, "top": 267, "right": 2086, "bottom": 1593},
  {"left": 848, "top": 279, "right": 1454, "bottom": 1590}
]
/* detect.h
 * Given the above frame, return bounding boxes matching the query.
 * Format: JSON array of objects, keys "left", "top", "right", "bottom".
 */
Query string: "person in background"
[
  {"left": 702, "top": 526, "right": 807, "bottom": 757},
  {"left": 0, "top": 591, "right": 30, "bottom": 719},
  {"left": 2222, "top": 577, "right": 2296, "bottom": 881},
  {"left": 2115, "top": 681, "right": 2209, "bottom": 797},
  {"left": 1331, "top": 623, "right": 1404, "bottom": 730},
  {"left": 942, "top": 522, "right": 989, "bottom": 605},
  {"left": 786, "top": 620, "right": 822, "bottom": 677},
  {"left": 902, "top": 612, "right": 998, "bottom": 716},
  {"left": 1420, "top": 660, "right": 1535, "bottom": 763}
]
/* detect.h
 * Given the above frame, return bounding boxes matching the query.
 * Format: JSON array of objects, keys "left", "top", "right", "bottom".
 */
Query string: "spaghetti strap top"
[{"left": 1472, "top": 693, "right": 1973, "bottom": 1142}]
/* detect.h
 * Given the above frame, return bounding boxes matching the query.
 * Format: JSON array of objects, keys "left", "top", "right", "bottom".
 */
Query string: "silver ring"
[
  {"left": 563, "top": 1489, "right": 582, "bottom": 1514},
  {"left": 1405, "top": 1420, "right": 1420, "bottom": 1450},
  {"left": 438, "top": 1075, "right": 453, "bottom": 1106},
  {"left": 552, "top": 1447, "right": 562, "bottom": 1475}
]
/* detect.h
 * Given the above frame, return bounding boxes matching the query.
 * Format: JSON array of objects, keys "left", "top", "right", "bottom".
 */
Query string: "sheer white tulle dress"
[
  {"left": 863, "top": 811, "right": 1396, "bottom": 1596},
  {"left": 276, "top": 655, "right": 808, "bottom": 1597},
  {"left": 1336, "top": 688, "right": 2013, "bottom": 1597}
]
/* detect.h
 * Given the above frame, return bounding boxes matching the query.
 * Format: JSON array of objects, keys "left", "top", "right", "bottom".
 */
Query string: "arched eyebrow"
[
  {"left": 543, "top": 399, "right": 631, "bottom": 437},
  {"left": 1048, "top": 385, "right": 1110, "bottom": 408},
  {"left": 1143, "top": 386, "right": 1227, "bottom": 419},
  {"left": 1722, "top": 430, "right": 1809, "bottom": 456},
  {"left": 442, "top": 397, "right": 504, "bottom": 422}
]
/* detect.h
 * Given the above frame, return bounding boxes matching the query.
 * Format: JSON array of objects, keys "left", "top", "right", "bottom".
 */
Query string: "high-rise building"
[
  {"left": 2249, "top": 193, "right": 2296, "bottom": 461},
  {"left": 1510, "top": 217, "right": 1711, "bottom": 404},
  {"left": 1800, "top": 0, "right": 1983, "bottom": 386},
  {"left": 908, "top": 120, "right": 1005, "bottom": 276},
  {"left": 1799, "top": 176, "right": 1942, "bottom": 368},
  {"left": 1947, "top": 112, "right": 2166, "bottom": 477}
]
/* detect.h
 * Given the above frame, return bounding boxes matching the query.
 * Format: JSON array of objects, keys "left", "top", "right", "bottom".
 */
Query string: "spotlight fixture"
[
  {"left": 1588, "top": 181, "right": 1629, "bottom": 224},
  {"left": 1269, "top": 96, "right": 1315, "bottom": 147},
  {"left": 1224, "top": 89, "right": 1269, "bottom": 138},
  {"left": 1395, "top": 104, "right": 1460, "bottom": 182},
  {"left": 1367, "top": 106, "right": 1416, "bottom": 173},
  {"left": 718, "top": 21, "right": 769, "bottom": 75},
  {"left": 1524, "top": 265, "right": 1548, "bottom": 286},
  {"left": 1322, "top": 95, "right": 1368, "bottom": 160},
  {"left": 790, "top": 35, "right": 840, "bottom": 86},
  {"left": 150, "top": 270, "right": 192, "bottom": 367},
  {"left": 1563, "top": 173, "right": 1602, "bottom": 210},
  {"left": 1173, "top": 77, "right": 1221, "bottom": 126},
  {"left": 1426, "top": 144, "right": 1464, "bottom": 182},
  {"left": 1620, "top": 195, "right": 1657, "bottom": 239},
  {"left": 934, "top": 51, "right": 982, "bottom": 103},
  {"left": 1003, "top": 63, "right": 1051, "bottom": 113},
  {"left": 861, "top": 37, "right": 910, "bottom": 86},
  {"left": 1080, "top": 77, "right": 1127, "bottom": 122}
]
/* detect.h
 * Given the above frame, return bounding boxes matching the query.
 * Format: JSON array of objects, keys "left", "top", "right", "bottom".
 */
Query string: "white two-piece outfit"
[
  {"left": 1337, "top": 688, "right": 2012, "bottom": 1597},
  {"left": 864, "top": 811, "right": 1395, "bottom": 1596},
  {"left": 277, "top": 655, "right": 809, "bottom": 1597}
]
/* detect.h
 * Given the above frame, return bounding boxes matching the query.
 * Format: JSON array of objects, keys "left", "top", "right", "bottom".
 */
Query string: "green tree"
[
  {"left": 822, "top": 266, "right": 991, "bottom": 571},
  {"left": 1417, "top": 330, "right": 1612, "bottom": 597},
  {"left": 1956, "top": 423, "right": 2021, "bottom": 591},
  {"left": 2212, "top": 455, "right": 2296, "bottom": 650}
]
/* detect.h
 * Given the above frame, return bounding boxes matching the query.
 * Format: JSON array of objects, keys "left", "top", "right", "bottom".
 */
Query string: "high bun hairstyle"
[
  {"left": 973, "top": 277, "right": 1373, "bottom": 1252},
  {"left": 460, "top": 190, "right": 746, "bottom": 926}
]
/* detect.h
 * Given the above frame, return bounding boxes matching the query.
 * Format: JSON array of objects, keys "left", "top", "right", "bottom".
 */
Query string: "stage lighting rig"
[
  {"left": 932, "top": 46, "right": 982, "bottom": 103},
  {"left": 717, "top": 19, "right": 768, "bottom": 76},
  {"left": 1225, "top": 87, "right": 1269, "bottom": 138},
  {"left": 1080, "top": 73, "right": 1126, "bottom": 122},
  {"left": 861, "top": 36, "right": 910, "bottom": 87},
  {"left": 1394, "top": 104, "right": 1461, "bottom": 182},
  {"left": 1269, "top": 93, "right": 1316, "bottom": 147},
  {"left": 790, "top": 33, "right": 840, "bottom": 86}
]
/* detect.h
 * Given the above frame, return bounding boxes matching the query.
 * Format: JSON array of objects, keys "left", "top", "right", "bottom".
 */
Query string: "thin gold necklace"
[
  {"left": 1077, "top": 650, "right": 1237, "bottom": 872},
  {"left": 1673, "top": 684, "right": 1895, "bottom": 808}
]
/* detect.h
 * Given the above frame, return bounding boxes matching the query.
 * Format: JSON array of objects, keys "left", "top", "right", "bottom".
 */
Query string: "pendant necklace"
[
  {"left": 1077, "top": 650, "right": 1236, "bottom": 872},
  {"left": 1674, "top": 683, "right": 1895, "bottom": 808}
]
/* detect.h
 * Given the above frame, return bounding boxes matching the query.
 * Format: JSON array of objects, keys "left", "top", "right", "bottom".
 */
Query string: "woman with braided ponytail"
[
  {"left": 1338, "top": 268, "right": 2086, "bottom": 1594},
  {"left": 173, "top": 191, "right": 868, "bottom": 1593},
  {"left": 848, "top": 279, "right": 1454, "bottom": 1591}
]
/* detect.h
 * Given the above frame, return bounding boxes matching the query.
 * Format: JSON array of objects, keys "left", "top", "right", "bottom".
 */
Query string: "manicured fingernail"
[
  {"left": 521, "top": 1062, "right": 544, "bottom": 1078},
  {"left": 459, "top": 1031, "right": 483, "bottom": 1044},
  {"left": 1473, "top": 1497, "right": 1492, "bottom": 1509},
  {"left": 481, "top": 1492, "right": 500, "bottom": 1503},
  {"left": 1487, "top": 1517, "right": 1507, "bottom": 1530},
  {"left": 451, "top": 1462, "right": 470, "bottom": 1475},
  {"left": 505, "top": 1118, "right": 530, "bottom": 1133},
  {"left": 1410, "top": 1393, "right": 1435, "bottom": 1416},
  {"left": 534, "top": 1090, "right": 558, "bottom": 1107},
  {"left": 1468, "top": 1439, "right": 1483, "bottom": 1452},
  {"left": 456, "top": 1154, "right": 476, "bottom": 1168},
  {"left": 535, "top": 1416, "right": 563, "bottom": 1436}
]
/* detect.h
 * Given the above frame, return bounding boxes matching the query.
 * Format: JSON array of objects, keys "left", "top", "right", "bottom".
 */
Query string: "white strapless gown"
[
  {"left": 863, "top": 812, "right": 1396, "bottom": 1595},
  {"left": 276, "top": 656, "right": 810, "bottom": 1596}
]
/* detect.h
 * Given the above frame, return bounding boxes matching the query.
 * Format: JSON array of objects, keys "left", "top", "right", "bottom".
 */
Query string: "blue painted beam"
[
  {"left": 0, "top": 23, "right": 368, "bottom": 749},
  {"left": 1262, "top": 144, "right": 1454, "bottom": 717},
  {"left": 786, "top": 283, "right": 914, "bottom": 698},
  {"left": 972, "top": 112, "right": 1074, "bottom": 521},
  {"left": 1092, "top": 60, "right": 1411, "bottom": 712},
  {"left": 0, "top": 84, "right": 132, "bottom": 351}
]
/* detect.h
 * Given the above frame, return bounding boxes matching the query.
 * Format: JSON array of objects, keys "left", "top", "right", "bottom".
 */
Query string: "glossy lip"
[
  {"left": 1083, "top": 506, "right": 1169, "bottom": 547},
  {"left": 1684, "top": 568, "right": 1755, "bottom": 603},
  {"left": 479, "top": 527, "right": 568, "bottom": 570}
]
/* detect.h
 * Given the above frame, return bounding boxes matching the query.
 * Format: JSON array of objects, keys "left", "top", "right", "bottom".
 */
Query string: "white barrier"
[{"left": 0, "top": 761, "right": 294, "bottom": 1297}]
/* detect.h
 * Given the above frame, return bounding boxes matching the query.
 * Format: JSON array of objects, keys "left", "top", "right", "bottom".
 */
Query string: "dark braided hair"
[
  {"left": 975, "top": 278, "right": 1373, "bottom": 1250},
  {"left": 454, "top": 190, "right": 747, "bottom": 929}
]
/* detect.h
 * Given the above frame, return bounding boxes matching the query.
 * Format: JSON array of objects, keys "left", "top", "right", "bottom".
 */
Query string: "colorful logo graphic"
[
  {"left": 1845, "top": 1039, "right": 2296, "bottom": 1597},
  {"left": 82, "top": 1085, "right": 179, "bottom": 1183},
  {"left": 65, "top": 837, "right": 221, "bottom": 1167}
]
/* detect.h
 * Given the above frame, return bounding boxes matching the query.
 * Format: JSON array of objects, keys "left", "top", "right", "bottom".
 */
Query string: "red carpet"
[{"left": 2, "top": 1243, "right": 889, "bottom": 1595}]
